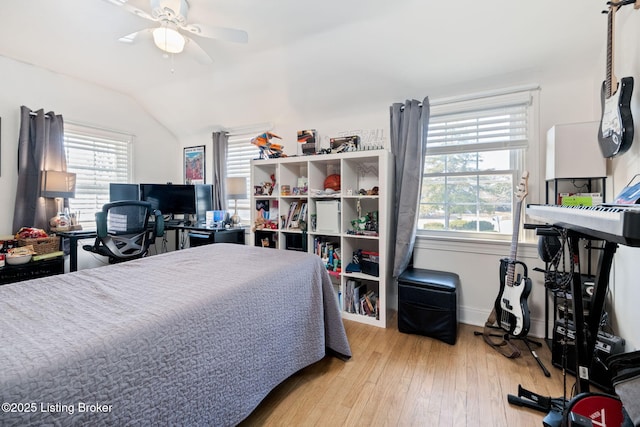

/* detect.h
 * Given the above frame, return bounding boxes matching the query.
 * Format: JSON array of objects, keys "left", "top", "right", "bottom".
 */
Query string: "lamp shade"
[
  {"left": 41, "top": 170, "right": 76, "bottom": 198},
  {"left": 227, "top": 177, "right": 247, "bottom": 199},
  {"left": 152, "top": 26, "right": 185, "bottom": 54}
]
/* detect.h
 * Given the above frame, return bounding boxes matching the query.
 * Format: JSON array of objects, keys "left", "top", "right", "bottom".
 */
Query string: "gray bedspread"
[{"left": 0, "top": 243, "right": 351, "bottom": 426}]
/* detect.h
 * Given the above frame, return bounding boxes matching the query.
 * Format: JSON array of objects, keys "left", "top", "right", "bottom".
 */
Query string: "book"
[
  {"left": 289, "top": 201, "right": 305, "bottom": 229},
  {"left": 33, "top": 251, "right": 64, "bottom": 261},
  {"left": 345, "top": 279, "right": 356, "bottom": 313},
  {"left": 256, "top": 200, "right": 270, "bottom": 219},
  {"left": 285, "top": 201, "right": 298, "bottom": 228}
]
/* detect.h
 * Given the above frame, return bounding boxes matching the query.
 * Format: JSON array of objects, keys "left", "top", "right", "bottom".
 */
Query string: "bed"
[{"left": 0, "top": 243, "right": 351, "bottom": 426}]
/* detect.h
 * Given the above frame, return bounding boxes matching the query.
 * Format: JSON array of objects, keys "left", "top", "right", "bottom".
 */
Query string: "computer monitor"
[
  {"left": 139, "top": 183, "right": 197, "bottom": 216},
  {"left": 195, "top": 184, "right": 213, "bottom": 223},
  {"left": 109, "top": 183, "right": 139, "bottom": 202}
]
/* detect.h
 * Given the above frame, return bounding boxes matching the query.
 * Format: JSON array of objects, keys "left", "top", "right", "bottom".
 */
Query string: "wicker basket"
[{"left": 18, "top": 236, "right": 61, "bottom": 255}]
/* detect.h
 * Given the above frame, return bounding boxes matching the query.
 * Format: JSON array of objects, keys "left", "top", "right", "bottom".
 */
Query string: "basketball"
[{"left": 324, "top": 174, "right": 341, "bottom": 191}]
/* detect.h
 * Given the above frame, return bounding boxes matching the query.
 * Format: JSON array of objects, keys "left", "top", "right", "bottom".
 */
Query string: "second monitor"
[{"left": 140, "top": 183, "right": 197, "bottom": 216}]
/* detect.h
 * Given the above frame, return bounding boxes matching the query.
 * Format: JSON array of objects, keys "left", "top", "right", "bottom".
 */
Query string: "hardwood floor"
[{"left": 240, "top": 316, "right": 574, "bottom": 426}]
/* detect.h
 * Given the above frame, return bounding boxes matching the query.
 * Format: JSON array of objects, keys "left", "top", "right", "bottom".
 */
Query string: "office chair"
[{"left": 83, "top": 200, "right": 164, "bottom": 263}]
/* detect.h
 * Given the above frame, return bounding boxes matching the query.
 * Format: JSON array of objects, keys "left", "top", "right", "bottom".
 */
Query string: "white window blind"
[
  {"left": 64, "top": 123, "right": 132, "bottom": 229},
  {"left": 427, "top": 91, "right": 531, "bottom": 155},
  {"left": 226, "top": 134, "right": 259, "bottom": 223},
  {"left": 419, "top": 88, "right": 536, "bottom": 238}
]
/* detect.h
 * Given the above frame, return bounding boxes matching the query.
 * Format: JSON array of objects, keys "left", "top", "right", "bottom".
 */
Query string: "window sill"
[{"left": 415, "top": 233, "right": 539, "bottom": 259}]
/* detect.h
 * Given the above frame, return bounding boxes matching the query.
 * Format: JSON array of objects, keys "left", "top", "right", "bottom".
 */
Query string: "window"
[
  {"left": 64, "top": 123, "right": 132, "bottom": 229},
  {"left": 418, "top": 88, "right": 537, "bottom": 238},
  {"left": 226, "top": 134, "right": 259, "bottom": 223}
]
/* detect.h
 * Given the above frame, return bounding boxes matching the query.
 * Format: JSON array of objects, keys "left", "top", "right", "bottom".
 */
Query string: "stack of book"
[
  {"left": 313, "top": 237, "right": 340, "bottom": 272},
  {"left": 345, "top": 279, "right": 379, "bottom": 318},
  {"left": 284, "top": 200, "right": 307, "bottom": 229}
]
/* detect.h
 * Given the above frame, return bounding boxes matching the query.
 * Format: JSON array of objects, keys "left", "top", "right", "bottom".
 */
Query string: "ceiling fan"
[{"left": 107, "top": 0, "right": 248, "bottom": 64}]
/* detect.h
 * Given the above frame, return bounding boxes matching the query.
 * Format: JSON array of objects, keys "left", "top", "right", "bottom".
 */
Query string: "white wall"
[
  {"left": 176, "top": 11, "right": 640, "bottom": 352},
  {"left": 0, "top": 55, "right": 180, "bottom": 238},
  {"left": 603, "top": 6, "right": 640, "bottom": 352},
  {"left": 416, "top": 8, "right": 640, "bottom": 352}
]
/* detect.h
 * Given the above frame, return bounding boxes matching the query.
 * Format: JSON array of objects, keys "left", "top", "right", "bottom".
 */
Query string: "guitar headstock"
[{"left": 516, "top": 171, "right": 529, "bottom": 202}]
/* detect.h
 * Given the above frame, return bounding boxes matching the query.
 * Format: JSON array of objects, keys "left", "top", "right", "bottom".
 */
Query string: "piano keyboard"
[{"left": 526, "top": 204, "right": 640, "bottom": 246}]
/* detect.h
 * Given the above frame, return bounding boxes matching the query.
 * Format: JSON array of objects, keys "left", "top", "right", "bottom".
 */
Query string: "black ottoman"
[{"left": 398, "top": 267, "right": 459, "bottom": 345}]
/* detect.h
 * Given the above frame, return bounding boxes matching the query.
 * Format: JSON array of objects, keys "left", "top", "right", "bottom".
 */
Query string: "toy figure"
[{"left": 251, "top": 132, "right": 285, "bottom": 159}]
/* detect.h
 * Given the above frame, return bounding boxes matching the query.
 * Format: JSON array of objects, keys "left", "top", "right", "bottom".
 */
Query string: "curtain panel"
[
  {"left": 389, "top": 97, "right": 430, "bottom": 278},
  {"left": 12, "top": 106, "right": 66, "bottom": 232},
  {"left": 211, "top": 131, "right": 229, "bottom": 211}
]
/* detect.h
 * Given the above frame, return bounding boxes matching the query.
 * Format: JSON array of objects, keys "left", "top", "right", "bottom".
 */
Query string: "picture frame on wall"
[{"left": 184, "top": 145, "right": 205, "bottom": 184}]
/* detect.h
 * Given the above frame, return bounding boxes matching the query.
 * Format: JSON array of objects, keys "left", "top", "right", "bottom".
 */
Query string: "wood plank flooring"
[{"left": 239, "top": 316, "right": 575, "bottom": 426}]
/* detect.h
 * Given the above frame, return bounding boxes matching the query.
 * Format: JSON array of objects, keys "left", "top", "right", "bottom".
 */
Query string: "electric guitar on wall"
[
  {"left": 494, "top": 171, "right": 531, "bottom": 337},
  {"left": 598, "top": 0, "right": 634, "bottom": 158}
]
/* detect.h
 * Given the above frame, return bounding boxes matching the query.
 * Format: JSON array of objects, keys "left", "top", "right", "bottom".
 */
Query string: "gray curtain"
[
  {"left": 12, "top": 106, "right": 66, "bottom": 232},
  {"left": 211, "top": 131, "right": 228, "bottom": 210},
  {"left": 390, "top": 97, "right": 430, "bottom": 278}
]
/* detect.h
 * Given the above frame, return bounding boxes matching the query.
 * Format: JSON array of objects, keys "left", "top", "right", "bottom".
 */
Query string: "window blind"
[
  {"left": 64, "top": 123, "right": 132, "bottom": 229},
  {"left": 427, "top": 100, "right": 530, "bottom": 155},
  {"left": 419, "top": 87, "right": 537, "bottom": 237},
  {"left": 227, "top": 135, "right": 259, "bottom": 222}
]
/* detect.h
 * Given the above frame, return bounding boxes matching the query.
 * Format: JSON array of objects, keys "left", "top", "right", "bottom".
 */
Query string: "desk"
[
  {"left": 56, "top": 230, "right": 98, "bottom": 272},
  {"left": 167, "top": 223, "right": 245, "bottom": 250},
  {"left": 58, "top": 226, "right": 245, "bottom": 272},
  {"left": 187, "top": 228, "right": 245, "bottom": 247}
]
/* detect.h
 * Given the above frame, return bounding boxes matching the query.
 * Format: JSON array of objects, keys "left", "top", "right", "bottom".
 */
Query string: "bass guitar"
[
  {"left": 494, "top": 171, "right": 531, "bottom": 337},
  {"left": 598, "top": 0, "right": 634, "bottom": 158}
]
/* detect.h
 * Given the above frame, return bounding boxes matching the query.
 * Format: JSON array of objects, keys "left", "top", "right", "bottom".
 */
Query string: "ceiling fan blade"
[
  {"left": 184, "top": 36, "right": 214, "bottom": 64},
  {"left": 182, "top": 23, "right": 248, "bottom": 44},
  {"left": 103, "top": 0, "right": 157, "bottom": 22},
  {"left": 117, "top": 28, "right": 153, "bottom": 44}
]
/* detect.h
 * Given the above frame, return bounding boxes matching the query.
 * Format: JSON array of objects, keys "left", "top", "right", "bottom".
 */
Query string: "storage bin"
[
  {"left": 18, "top": 236, "right": 60, "bottom": 255},
  {"left": 315, "top": 200, "right": 340, "bottom": 233},
  {"left": 361, "top": 250, "right": 379, "bottom": 276},
  {"left": 398, "top": 267, "right": 459, "bottom": 345}
]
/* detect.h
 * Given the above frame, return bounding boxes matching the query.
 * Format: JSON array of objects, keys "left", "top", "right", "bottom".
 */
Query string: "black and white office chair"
[{"left": 83, "top": 200, "right": 164, "bottom": 263}]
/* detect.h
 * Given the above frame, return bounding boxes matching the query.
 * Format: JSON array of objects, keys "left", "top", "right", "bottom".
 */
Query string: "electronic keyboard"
[{"left": 526, "top": 204, "right": 640, "bottom": 246}]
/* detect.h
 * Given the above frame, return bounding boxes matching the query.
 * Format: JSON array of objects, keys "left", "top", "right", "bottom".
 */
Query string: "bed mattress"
[{"left": 0, "top": 243, "right": 351, "bottom": 426}]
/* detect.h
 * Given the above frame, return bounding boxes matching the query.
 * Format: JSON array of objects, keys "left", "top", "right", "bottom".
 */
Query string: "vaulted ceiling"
[{"left": 0, "top": 0, "right": 606, "bottom": 140}]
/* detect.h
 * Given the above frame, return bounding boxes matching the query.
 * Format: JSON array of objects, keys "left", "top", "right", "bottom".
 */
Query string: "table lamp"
[
  {"left": 41, "top": 170, "right": 76, "bottom": 231},
  {"left": 227, "top": 177, "right": 247, "bottom": 226}
]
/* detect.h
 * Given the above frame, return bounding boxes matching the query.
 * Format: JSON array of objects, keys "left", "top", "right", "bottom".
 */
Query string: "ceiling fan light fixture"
[{"left": 152, "top": 26, "right": 185, "bottom": 53}]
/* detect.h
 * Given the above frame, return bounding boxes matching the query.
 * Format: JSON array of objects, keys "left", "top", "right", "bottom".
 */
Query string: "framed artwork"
[{"left": 184, "top": 145, "right": 205, "bottom": 184}]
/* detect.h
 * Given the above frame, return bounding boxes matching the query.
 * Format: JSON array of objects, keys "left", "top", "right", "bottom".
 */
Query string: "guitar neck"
[
  {"left": 509, "top": 200, "right": 523, "bottom": 261},
  {"left": 506, "top": 200, "right": 523, "bottom": 286},
  {"left": 505, "top": 171, "right": 529, "bottom": 287},
  {"left": 606, "top": 5, "right": 619, "bottom": 98}
]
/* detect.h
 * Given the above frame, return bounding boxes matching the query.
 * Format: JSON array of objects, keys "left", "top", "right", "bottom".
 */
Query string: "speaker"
[
  {"left": 195, "top": 184, "right": 213, "bottom": 223},
  {"left": 552, "top": 320, "right": 625, "bottom": 392}
]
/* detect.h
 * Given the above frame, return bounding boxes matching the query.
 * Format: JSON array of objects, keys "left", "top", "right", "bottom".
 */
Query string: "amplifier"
[{"left": 552, "top": 320, "right": 625, "bottom": 392}]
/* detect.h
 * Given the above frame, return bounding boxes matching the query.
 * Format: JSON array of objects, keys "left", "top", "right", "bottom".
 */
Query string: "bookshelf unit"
[{"left": 250, "top": 150, "right": 393, "bottom": 327}]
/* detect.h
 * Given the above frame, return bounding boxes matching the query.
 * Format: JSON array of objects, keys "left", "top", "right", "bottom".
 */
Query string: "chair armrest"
[
  {"left": 96, "top": 212, "right": 108, "bottom": 238},
  {"left": 153, "top": 210, "right": 165, "bottom": 238}
]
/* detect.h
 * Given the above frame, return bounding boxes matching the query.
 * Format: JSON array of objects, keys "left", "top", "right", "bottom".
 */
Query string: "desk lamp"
[
  {"left": 227, "top": 177, "right": 247, "bottom": 226},
  {"left": 41, "top": 170, "right": 76, "bottom": 231}
]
